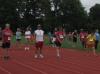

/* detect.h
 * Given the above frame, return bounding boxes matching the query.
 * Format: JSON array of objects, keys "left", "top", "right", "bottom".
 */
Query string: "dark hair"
[{"left": 89, "top": 30, "right": 94, "bottom": 34}]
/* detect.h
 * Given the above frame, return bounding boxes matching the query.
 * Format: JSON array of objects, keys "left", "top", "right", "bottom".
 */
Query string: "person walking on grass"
[
  {"left": 86, "top": 31, "right": 97, "bottom": 56},
  {"left": 25, "top": 27, "right": 31, "bottom": 50},
  {"left": 72, "top": 30, "right": 78, "bottom": 43},
  {"left": 34, "top": 24, "right": 44, "bottom": 59},
  {"left": 95, "top": 29, "right": 100, "bottom": 50},
  {"left": 72, "top": 30, "right": 78, "bottom": 47},
  {"left": 67, "top": 32, "right": 73, "bottom": 41},
  {"left": 54, "top": 27, "right": 65, "bottom": 58},
  {"left": 2, "top": 24, "right": 12, "bottom": 60},
  {"left": 16, "top": 28, "right": 22, "bottom": 49}
]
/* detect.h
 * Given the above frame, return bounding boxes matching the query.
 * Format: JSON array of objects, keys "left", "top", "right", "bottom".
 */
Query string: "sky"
[{"left": 80, "top": 0, "right": 100, "bottom": 12}]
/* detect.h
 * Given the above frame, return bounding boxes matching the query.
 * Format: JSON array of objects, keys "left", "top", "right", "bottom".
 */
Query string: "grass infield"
[{"left": 11, "top": 35, "right": 100, "bottom": 52}]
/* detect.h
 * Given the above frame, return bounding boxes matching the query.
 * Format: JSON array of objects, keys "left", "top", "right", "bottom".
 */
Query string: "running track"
[{"left": 0, "top": 45, "right": 100, "bottom": 74}]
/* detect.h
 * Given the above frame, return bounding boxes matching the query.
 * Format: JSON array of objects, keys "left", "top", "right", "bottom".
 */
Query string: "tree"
[
  {"left": 0, "top": 0, "right": 17, "bottom": 29},
  {"left": 60, "top": 0, "right": 88, "bottom": 30},
  {"left": 15, "top": 0, "right": 52, "bottom": 31},
  {"left": 0, "top": 0, "right": 88, "bottom": 32},
  {"left": 89, "top": 4, "right": 100, "bottom": 29}
]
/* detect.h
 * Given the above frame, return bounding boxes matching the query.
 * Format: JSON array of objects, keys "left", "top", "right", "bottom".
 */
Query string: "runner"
[
  {"left": 95, "top": 29, "right": 100, "bottom": 49},
  {"left": 67, "top": 32, "right": 73, "bottom": 41},
  {"left": 52, "top": 27, "right": 58, "bottom": 47},
  {"left": 48, "top": 31, "right": 53, "bottom": 46},
  {"left": 54, "top": 27, "right": 65, "bottom": 57},
  {"left": 34, "top": 24, "right": 44, "bottom": 59},
  {"left": 16, "top": 28, "right": 22, "bottom": 49},
  {"left": 79, "top": 29, "right": 87, "bottom": 48},
  {"left": 72, "top": 30, "right": 78, "bottom": 43},
  {"left": 0, "top": 27, "right": 2, "bottom": 47},
  {"left": 2, "top": 24, "right": 12, "bottom": 60},
  {"left": 72, "top": 30, "right": 78, "bottom": 47},
  {"left": 51, "top": 34, "right": 56, "bottom": 47},
  {"left": 25, "top": 27, "right": 31, "bottom": 50},
  {"left": 86, "top": 31, "right": 97, "bottom": 56}
]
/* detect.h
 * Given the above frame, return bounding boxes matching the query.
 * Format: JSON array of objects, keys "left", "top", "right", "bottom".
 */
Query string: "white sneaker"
[
  {"left": 34, "top": 54, "right": 38, "bottom": 59},
  {"left": 25, "top": 47, "right": 30, "bottom": 50},
  {"left": 25, "top": 47, "right": 27, "bottom": 50},
  {"left": 27, "top": 47, "right": 30, "bottom": 50},
  {"left": 57, "top": 54, "right": 60, "bottom": 57},
  {"left": 39, "top": 54, "right": 44, "bottom": 58}
]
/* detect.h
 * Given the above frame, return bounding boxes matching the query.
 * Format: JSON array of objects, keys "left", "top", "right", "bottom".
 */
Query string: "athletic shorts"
[
  {"left": 36, "top": 41, "right": 43, "bottom": 49},
  {"left": 16, "top": 39, "right": 21, "bottom": 41},
  {"left": 2, "top": 42, "right": 11, "bottom": 49},
  {"left": 55, "top": 41, "right": 61, "bottom": 47},
  {"left": 26, "top": 38, "right": 31, "bottom": 41},
  {"left": 25, "top": 36, "right": 31, "bottom": 39},
  {"left": 73, "top": 37, "right": 77, "bottom": 42},
  {"left": 86, "top": 42, "right": 95, "bottom": 48}
]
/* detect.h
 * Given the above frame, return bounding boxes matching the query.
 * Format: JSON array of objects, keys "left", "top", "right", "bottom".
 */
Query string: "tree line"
[{"left": 0, "top": 0, "right": 100, "bottom": 32}]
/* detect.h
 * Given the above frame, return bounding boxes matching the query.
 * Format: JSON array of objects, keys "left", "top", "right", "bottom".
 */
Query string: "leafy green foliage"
[{"left": 89, "top": 4, "right": 100, "bottom": 29}]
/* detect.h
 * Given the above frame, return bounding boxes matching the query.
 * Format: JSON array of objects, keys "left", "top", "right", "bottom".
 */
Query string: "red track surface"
[{"left": 0, "top": 45, "right": 100, "bottom": 74}]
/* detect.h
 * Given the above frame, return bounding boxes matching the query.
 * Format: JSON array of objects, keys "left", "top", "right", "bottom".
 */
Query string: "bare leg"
[
  {"left": 25, "top": 39, "right": 30, "bottom": 50},
  {"left": 4, "top": 48, "right": 9, "bottom": 60},
  {"left": 34, "top": 47, "right": 39, "bottom": 58},
  {"left": 56, "top": 47, "right": 60, "bottom": 57},
  {"left": 39, "top": 48, "right": 44, "bottom": 58},
  {"left": 16, "top": 41, "right": 19, "bottom": 49},
  {"left": 92, "top": 47, "right": 97, "bottom": 56}
]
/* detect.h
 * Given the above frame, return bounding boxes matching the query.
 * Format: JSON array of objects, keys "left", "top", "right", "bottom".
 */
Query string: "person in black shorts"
[
  {"left": 2, "top": 24, "right": 12, "bottom": 60},
  {"left": 54, "top": 27, "right": 65, "bottom": 57},
  {"left": 15, "top": 28, "right": 22, "bottom": 49},
  {"left": 72, "top": 30, "right": 78, "bottom": 43}
]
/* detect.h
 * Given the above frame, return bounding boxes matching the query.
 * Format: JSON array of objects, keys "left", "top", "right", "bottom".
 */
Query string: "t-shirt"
[
  {"left": 80, "top": 32, "right": 86, "bottom": 41},
  {"left": 95, "top": 32, "right": 100, "bottom": 41},
  {"left": 25, "top": 31, "right": 31, "bottom": 39},
  {"left": 55, "top": 31, "right": 64, "bottom": 42},
  {"left": 72, "top": 32, "right": 77, "bottom": 38},
  {"left": 86, "top": 34, "right": 96, "bottom": 44},
  {"left": 48, "top": 32, "right": 52, "bottom": 38},
  {"left": 2, "top": 28, "right": 12, "bottom": 43},
  {"left": 16, "top": 31, "right": 22, "bottom": 39},
  {"left": 34, "top": 30, "right": 44, "bottom": 42}
]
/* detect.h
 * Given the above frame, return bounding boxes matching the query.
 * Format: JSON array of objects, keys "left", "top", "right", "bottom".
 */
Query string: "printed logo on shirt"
[
  {"left": 81, "top": 36, "right": 84, "bottom": 38},
  {"left": 8, "top": 37, "right": 11, "bottom": 40},
  {"left": 59, "top": 35, "right": 64, "bottom": 39}
]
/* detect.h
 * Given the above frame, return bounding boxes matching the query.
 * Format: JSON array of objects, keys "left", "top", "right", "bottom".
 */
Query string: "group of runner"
[
  {"left": 0, "top": 24, "right": 66, "bottom": 60},
  {"left": 0, "top": 24, "right": 45, "bottom": 59},
  {"left": 67, "top": 29, "right": 100, "bottom": 56},
  {"left": 0, "top": 23, "right": 100, "bottom": 60}
]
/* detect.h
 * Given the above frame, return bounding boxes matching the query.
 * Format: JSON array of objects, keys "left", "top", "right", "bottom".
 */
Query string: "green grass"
[
  {"left": 11, "top": 36, "right": 100, "bottom": 52},
  {"left": 11, "top": 36, "right": 27, "bottom": 44}
]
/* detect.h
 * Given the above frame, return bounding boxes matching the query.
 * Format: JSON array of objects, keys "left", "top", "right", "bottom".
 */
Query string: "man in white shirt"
[{"left": 34, "top": 24, "right": 44, "bottom": 58}]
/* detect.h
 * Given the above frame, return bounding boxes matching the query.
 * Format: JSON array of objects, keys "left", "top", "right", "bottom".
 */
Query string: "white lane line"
[
  {"left": 0, "top": 66, "right": 12, "bottom": 74},
  {"left": 13, "top": 60, "right": 48, "bottom": 74}
]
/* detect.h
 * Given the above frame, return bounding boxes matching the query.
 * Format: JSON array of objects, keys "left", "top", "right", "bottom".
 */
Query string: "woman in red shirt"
[
  {"left": 2, "top": 24, "right": 12, "bottom": 60},
  {"left": 54, "top": 27, "right": 65, "bottom": 57},
  {"left": 79, "top": 29, "right": 87, "bottom": 48}
]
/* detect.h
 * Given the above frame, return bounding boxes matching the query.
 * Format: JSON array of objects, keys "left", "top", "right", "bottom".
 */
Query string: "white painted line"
[
  {"left": 0, "top": 66, "right": 12, "bottom": 74},
  {"left": 13, "top": 60, "right": 48, "bottom": 74}
]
